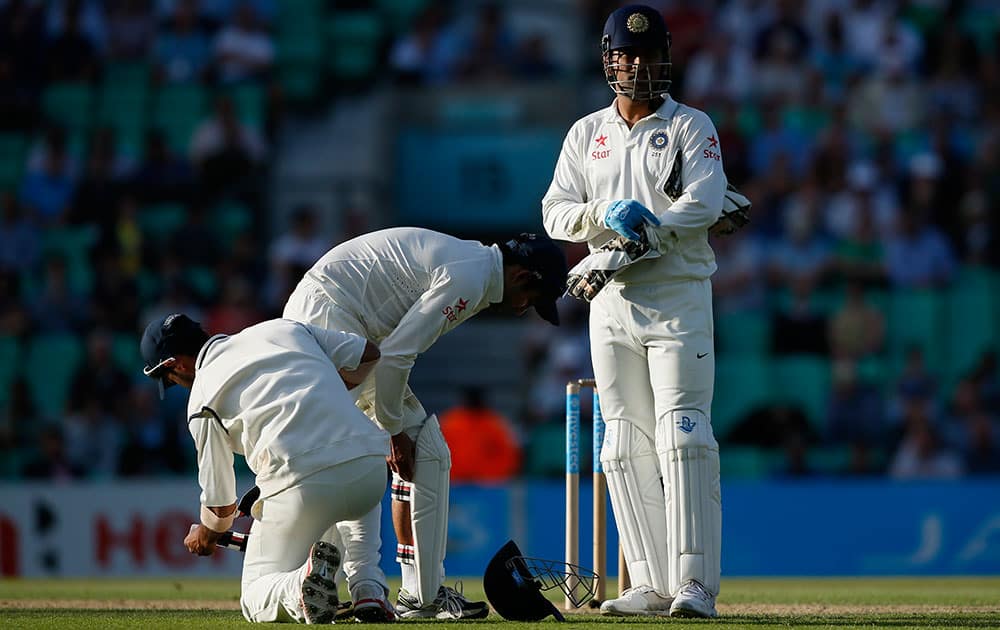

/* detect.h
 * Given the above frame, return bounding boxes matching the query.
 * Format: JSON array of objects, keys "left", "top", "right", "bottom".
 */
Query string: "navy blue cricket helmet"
[{"left": 601, "top": 4, "right": 672, "bottom": 100}]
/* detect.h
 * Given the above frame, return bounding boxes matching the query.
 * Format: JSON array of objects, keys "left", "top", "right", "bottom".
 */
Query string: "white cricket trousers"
[
  {"left": 240, "top": 455, "right": 387, "bottom": 623},
  {"left": 590, "top": 278, "right": 722, "bottom": 597}
]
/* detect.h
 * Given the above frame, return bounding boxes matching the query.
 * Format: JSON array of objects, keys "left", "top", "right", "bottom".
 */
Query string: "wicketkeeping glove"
[
  {"left": 565, "top": 227, "right": 662, "bottom": 302},
  {"left": 603, "top": 199, "right": 661, "bottom": 241},
  {"left": 709, "top": 184, "right": 751, "bottom": 237}
]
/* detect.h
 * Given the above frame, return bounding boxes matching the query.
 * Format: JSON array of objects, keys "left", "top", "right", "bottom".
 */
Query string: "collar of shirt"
[
  {"left": 602, "top": 94, "right": 679, "bottom": 125},
  {"left": 196, "top": 333, "right": 229, "bottom": 370}
]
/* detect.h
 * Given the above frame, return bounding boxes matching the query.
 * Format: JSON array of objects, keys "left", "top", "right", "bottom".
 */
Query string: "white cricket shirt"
[
  {"left": 542, "top": 95, "right": 727, "bottom": 283},
  {"left": 293, "top": 228, "right": 504, "bottom": 435},
  {"left": 186, "top": 319, "right": 390, "bottom": 507}
]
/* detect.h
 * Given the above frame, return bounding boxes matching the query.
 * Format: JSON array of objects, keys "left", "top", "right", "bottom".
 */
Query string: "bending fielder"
[
  {"left": 283, "top": 227, "right": 567, "bottom": 620},
  {"left": 141, "top": 313, "right": 388, "bottom": 623}
]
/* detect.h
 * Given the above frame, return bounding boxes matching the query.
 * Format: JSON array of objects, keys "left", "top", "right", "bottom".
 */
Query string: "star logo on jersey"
[
  {"left": 707, "top": 135, "right": 718, "bottom": 148},
  {"left": 455, "top": 298, "right": 468, "bottom": 313},
  {"left": 595, "top": 134, "right": 608, "bottom": 147}
]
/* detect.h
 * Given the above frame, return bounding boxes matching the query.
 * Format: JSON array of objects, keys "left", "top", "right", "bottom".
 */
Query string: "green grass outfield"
[{"left": 2, "top": 577, "right": 999, "bottom": 629}]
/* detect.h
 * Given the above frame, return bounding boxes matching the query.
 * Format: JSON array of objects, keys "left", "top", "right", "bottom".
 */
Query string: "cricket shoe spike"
[
  {"left": 351, "top": 579, "right": 396, "bottom": 623},
  {"left": 566, "top": 227, "right": 663, "bottom": 302},
  {"left": 669, "top": 579, "right": 718, "bottom": 618},
  {"left": 599, "top": 584, "right": 673, "bottom": 617},
  {"left": 300, "top": 541, "right": 340, "bottom": 624}
]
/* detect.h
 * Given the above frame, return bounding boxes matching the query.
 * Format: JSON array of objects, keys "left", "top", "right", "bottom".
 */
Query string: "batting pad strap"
[
  {"left": 200, "top": 504, "right": 236, "bottom": 533},
  {"left": 391, "top": 475, "right": 413, "bottom": 502},
  {"left": 396, "top": 543, "right": 415, "bottom": 565}
]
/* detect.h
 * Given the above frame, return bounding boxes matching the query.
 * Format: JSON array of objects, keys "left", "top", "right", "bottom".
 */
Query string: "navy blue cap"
[
  {"left": 140, "top": 313, "right": 205, "bottom": 398},
  {"left": 602, "top": 4, "right": 670, "bottom": 53},
  {"left": 502, "top": 233, "right": 568, "bottom": 326}
]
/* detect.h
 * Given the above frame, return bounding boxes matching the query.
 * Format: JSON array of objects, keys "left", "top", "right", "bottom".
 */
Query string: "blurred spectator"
[
  {"left": 106, "top": 0, "right": 155, "bottom": 61},
  {"left": 847, "top": 56, "right": 925, "bottom": 133},
  {"left": 711, "top": 231, "right": 767, "bottom": 314},
  {"left": 189, "top": 95, "right": 267, "bottom": 198},
  {"left": 46, "top": 1, "right": 101, "bottom": 82},
  {"left": 513, "top": 33, "right": 558, "bottom": 81},
  {"left": 752, "top": 0, "right": 811, "bottom": 101},
  {"left": 726, "top": 402, "right": 816, "bottom": 448},
  {"left": 0, "top": 49, "right": 37, "bottom": 131},
  {"left": 884, "top": 209, "right": 956, "bottom": 288},
  {"left": 771, "top": 277, "right": 828, "bottom": 355},
  {"left": 29, "top": 255, "right": 90, "bottom": 334},
  {"left": 26, "top": 126, "right": 79, "bottom": 178},
  {"left": 956, "top": 174, "right": 998, "bottom": 267},
  {"left": 153, "top": 0, "right": 212, "bottom": 83},
  {"left": 68, "top": 329, "right": 131, "bottom": 415},
  {"left": 889, "top": 409, "right": 964, "bottom": 479},
  {"left": 828, "top": 282, "right": 884, "bottom": 361},
  {"left": 1, "top": 377, "right": 41, "bottom": 452},
  {"left": 969, "top": 351, "right": 1000, "bottom": 411},
  {"left": 750, "top": 103, "right": 812, "bottom": 177},
  {"left": 440, "top": 386, "right": 522, "bottom": 482},
  {"left": 811, "top": 10, "right": 861, "bottom": 101},
  {"left": 0, "top": 0, "right": 46, "bottom": 109},
  {"left": 889, "top": 345, "right": 936, "bottom": 421},
  {"left": 826, "top": 360, "right": 886, "bottom": 445},
  {"left": 118, "top": 384, "right": 178, "bottom": 475},
  {"left": 683, "top": 31, "right": 753, "bottom": 104},
  {"left": 21, "top": 426, "right": 84, "bottom": 480},
  {"left": 527, "top": 338, "right": 588, "bottom": 426},
  {"left": 924, "top": 15, "right": 981, "bottom": 122},
  {"left": 833, "top": 203, "right": 886, "bottom": 286},
  {"left": 452, "top": 3, "right": 515, "bottom": 82},
  {"left": 90, "top": 249, "right": 141, "bottom": 332},
  {"left": 19, "top": 132, "right": 76, "bottom": 225},
  {"left": 131, "top": 129, "right": 195, "bottom": 204},
  {"left": 663, "top": 0, "right": 711, "bottom": 68},
  {"left": 213, "top": 1, "right": 274, "bottom": 84},
  {"left": 769, "top": 195, "right": 832, "bottom": 290},
  {"left": 267, "top": 204, "right": 328, "bottom": 305},
  {"left": 389, "top": 5, "right": 449, "bottom": 85},
  {"left": 0, "top": 192, "right": 41, "bottom": 273},
  {"left": 825, "top": 160, "right": 899, "bottom": 241},
  {"left": 69, "top": 128, "right": 129, "bottom": 236},
  {"left": 204, "top": 275, "right": 261, "bottom": 334},
  {"left": 0, "top": 270, "right": 30, "bottom": 337},
  {"left": 168, "top": 203, "right": 219, "bottom": 268},
  {"left": 63, "top": 394, "right": 122, "bottom": 478}
]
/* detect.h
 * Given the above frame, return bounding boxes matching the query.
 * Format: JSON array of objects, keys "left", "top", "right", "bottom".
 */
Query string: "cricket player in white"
[
  {"left": 140, "top": 313, "right": 389, "bottom": 624},
  {"left": 282, "top": 227, "right": 567, "bottom": 619},
  {"left": 542, "top": 4, "right": 737, "bottom": 618}
]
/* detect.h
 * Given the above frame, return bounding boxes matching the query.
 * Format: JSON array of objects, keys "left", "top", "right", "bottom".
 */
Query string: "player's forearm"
[
  {"left": 372, "top": 358, "right": 410, "bottom": 435},
  {"left": 542, "top": 197, "right": 611, "bottom": 243},
  {"left": 339, "top": 340, "right": 380, "bottom": 389}
]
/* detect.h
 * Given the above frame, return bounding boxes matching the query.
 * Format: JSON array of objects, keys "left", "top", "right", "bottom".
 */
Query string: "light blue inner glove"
[{"left": 603, "top": 199, "right": 661, "bottom": 241}]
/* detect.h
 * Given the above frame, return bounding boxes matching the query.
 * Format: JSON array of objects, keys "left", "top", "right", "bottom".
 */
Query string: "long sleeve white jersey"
[
  {"left": 542, "top": 96, "right": 727, "bottom": 283},
  {"left": 291, "top": 227, "right": 504, "bottom": 435},
  {"left": 186, "top": 319, "right": 390, "bottom": 508}
]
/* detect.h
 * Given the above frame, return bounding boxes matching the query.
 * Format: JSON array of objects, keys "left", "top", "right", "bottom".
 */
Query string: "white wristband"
[{"left": 200, "top": 504, "right": 236, "bottom": 533}]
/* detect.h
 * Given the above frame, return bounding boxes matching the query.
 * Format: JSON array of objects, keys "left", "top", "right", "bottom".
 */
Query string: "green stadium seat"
[
  {"left": 138, "top": 203, "right": 188, "bottom": 244},
  {"left": 103, "top": 62, "right": 151, "bottom": 89},
  {"left": 211, "top": 201, "right": 253, "bottom": 245},
  {"left": 770, "top": 355, "right": 831, "bottom": 431},
  {"left": 0, "top": 133, "right": 27, "bottom": 189},
  {"left": 712, "top": 355, "right": 772, "bottom": 439},
  {"left": 224, "top": 84, "right": 266, "bottom": 128},
  {"left": 97, "top": 87, "right": 148, "bottom": 135},
  {"left": 42, "top": 83, "right": 95, "bottom": 131},
  {"left": 279, "top": 64, "right": 323, "bottom": 102},
  {"left": 153, "top": 85, "right": 208, "bottom": 152},
  {"left": 278, "top": 32, "right": 324, "bottom": 64},
  {"left": 326, "top": 11, "right": 382, "bottom": 79},
  {"left": 375, "top": 0, "right": 429, "bottom": 33},
  {"left": 41, "top": 226, "right": 99, "bottom": 295},
  {"left": 112, "top": 333, "right": 141, "bottom": 374},
  {"left": 887, "top": 289, "right": 946, "bottom": 373},
  {"left": 945, "top": 267, "right": 997, "bottom": 382},
  {"left": 187, "top": 266, "right": 218, "bottom": 301},
  {"left": 24, "top": 334, "right": 84, "bottom": 418},
  {"left": 524, "top": 424, "right": 564, "bottom": 477},
  {"left": 0, "top": 336, "right": 21, "bottom": 409},
  {"left": 716, "top": 311, "right": 771, "bottom": 356},
  {"left": 720, "top": 446, "right": 772, "bottom": 479}
]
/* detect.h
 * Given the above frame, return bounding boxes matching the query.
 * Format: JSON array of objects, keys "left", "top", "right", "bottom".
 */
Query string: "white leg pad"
[
  {"left": 656, "top": 409, "right": 721, "bottom": 597},
  {"left": 600, "top": 419, "right": 670, "bottom": 595},
  {"left": 409, "top": 415, "right": 451, "bottom": 604}
]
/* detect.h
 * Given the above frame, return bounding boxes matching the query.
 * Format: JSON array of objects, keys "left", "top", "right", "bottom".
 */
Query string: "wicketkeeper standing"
[
  {"left": 283, "top": 227, "right": 567, "bottom": 619},
  {"left": 542, "top": 4, "right": 748, "bottom": 618}
]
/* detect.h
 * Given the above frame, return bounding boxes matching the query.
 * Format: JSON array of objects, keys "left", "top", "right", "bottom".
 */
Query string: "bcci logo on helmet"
[
  {"left": 677, "top": 415, "right": 697, "bottom": 434},
  {"left": 626, "top": 12, "right": 649, "bottom": 33}
]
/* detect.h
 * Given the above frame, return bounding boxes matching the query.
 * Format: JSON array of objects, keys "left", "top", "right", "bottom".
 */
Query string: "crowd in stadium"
[{"left": 0, "top": 0, "right": 998, "bottom": 481}]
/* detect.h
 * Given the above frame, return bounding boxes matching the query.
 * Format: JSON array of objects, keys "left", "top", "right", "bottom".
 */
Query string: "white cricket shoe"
[
  {"left": 300, "top": 541, "right": 340, "bottom": 624},
  {"left": 599, "top": 585, "right": 673, "bottom": 616},
  {"left": 351, "top": 579, "right": 396, "bottom": 623},
  {"left": 396, "top": 583, "right": 490, "bottom": 620},
  {"left": 670, "top": 580, "right": 718, "bottom": 618}
]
